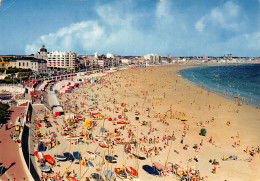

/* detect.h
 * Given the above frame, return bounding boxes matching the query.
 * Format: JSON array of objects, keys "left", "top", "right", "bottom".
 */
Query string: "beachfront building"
[
  {"left": 83, "top": 53, "right": 120, "bottom": 69},
  {"left": 144, "top": 54, "right": 161, "bottom": 64},
  {"left": 9, "top": 57, "right": 47, "bottom": 74},
  {"left": 107, "top": 53, "right": 115, "bottom": 59},
  {"left": 91, "top": 53, "right": 119, "bottom": 68},
  {"left": 96, "top": 54, "right": 110, "bottom": 68},
  {"left": 121, "top": 58, "right": 131, "bottom": 65},
  {"left": 47, "top": 51, "right": 77, "bottom": 70},
  {"left": 0, "top": 61, "right": 10, "bottom": 69},
  {"left": 34, "top": 44, "right": 48, "bottom": 60},
  {"left": 0, "top": 56, "right": 18, "bottom": 69}
]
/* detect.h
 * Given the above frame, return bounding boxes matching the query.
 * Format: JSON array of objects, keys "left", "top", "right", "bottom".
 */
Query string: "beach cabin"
[
  {"left": 53, "top": 106, "right": 64, "bottom": 116},
  {"left": 49, "top": 91, "right": 64, "bottom": 116}
]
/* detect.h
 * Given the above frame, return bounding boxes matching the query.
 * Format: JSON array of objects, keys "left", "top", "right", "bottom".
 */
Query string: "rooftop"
[{"left": 10, "top": 57, "right": 47, "bottom": 63}]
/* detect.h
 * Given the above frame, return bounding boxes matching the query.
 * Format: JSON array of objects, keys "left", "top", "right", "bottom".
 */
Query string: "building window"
[
  {"left": 27, "top": 62, "right": 29, "bottom": 67},
  {"left": 23, "top": 62, "right": 25, "bottom": 66},
  {"left": 19, "top": 62, "right": 21, "bottom": 66}
]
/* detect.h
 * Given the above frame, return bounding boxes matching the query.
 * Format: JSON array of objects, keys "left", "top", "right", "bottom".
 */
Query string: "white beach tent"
[
  {"left": 48, "top": 91, "right": 60, "bottom": 108},
  {"left": 65, "top": 113, "right": 75, "bottom": 120}
]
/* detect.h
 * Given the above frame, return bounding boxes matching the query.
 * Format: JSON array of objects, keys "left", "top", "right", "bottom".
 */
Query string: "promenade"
[{"left": 0, "top": 106, "right": 28, "bottom": 181}]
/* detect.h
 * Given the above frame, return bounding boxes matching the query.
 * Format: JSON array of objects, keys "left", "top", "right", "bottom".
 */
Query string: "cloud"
[
  {"left": 25, "top": 21, "right": 105, "bottom": 54},
  {"left": 25, "top": 1, "right": 178, "bottom": 55},
  {"left": 195, "top": 1, "right": 243, "bottom": 33},
  {"left": 25, "top": 0, "right": 260, "bottom": 57},
  {"left": 241, "top": 32, "right": 260, "bottom": 51},
  {"left": 0, "top": 0, "right": 2, "bottom": 6},
  {"left": 211, "top": 31, "right": 260, "bottom": 56}
]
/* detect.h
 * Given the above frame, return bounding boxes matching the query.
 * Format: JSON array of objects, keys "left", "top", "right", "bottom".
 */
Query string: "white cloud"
[
  {"left": 156, "top": 0, "right": 169, "bottom": 19},
  {"left": 0, "top": 0, "right": 2, "bottom": 6},
  {"left": 242, "top": 32, "right": 260, "bottom": 50},
  {"left": 25, "top": 21, "right": 105, "bottom": 54},
  {"left": 195, "top": 1, "right": 242, "bottom": 33},
  {"left": 25, "top": 1, "right": 259, "bottom": 57},
  {"left": 25, "top": 1, "right": 178, "bottom": 55},
  {"left": 195, "top": 18, "right": 205, "bottom": 33}
]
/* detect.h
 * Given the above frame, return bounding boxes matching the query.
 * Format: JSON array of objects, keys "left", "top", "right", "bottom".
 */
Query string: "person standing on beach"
[
  {"left": 195, "top": 154, "right": 199, "bottom": 162},
  {"left": 65, "top": 167, "right": 69, "bottom": 176},
  {"left": 200, "top": 139, "right": 203, "bottom": 146}
]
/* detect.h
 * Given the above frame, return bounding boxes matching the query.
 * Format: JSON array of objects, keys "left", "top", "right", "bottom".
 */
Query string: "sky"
[{"left": 0, "top": 0, "right": 259, "bottom": 57}]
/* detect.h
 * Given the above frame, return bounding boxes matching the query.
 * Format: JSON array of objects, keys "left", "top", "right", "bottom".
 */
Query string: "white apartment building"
[
  {"left": 9, "top": 57, "right": 47, "bottom": 74},
  {"left": 144, "top": 54, "right": 161, "bottom": 64},
  {"left": 47, "top": 51, "right": 77, "bottom": 69},
  {"left": 121, "top": 59, "right": 131, "bottom": 64}
]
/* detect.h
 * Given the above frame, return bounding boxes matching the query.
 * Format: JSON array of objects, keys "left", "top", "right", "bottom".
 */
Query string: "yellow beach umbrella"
[
  {"left": 181, "top": 117, "right": 187, "bottom": 121},
  {"left": 84, "top": 117, "right": 91, "bottom": 128}
]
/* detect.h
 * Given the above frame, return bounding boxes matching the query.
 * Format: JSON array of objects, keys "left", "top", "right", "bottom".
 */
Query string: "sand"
[{"left": 31, "top": 65, "right": 260, "bottom": 181}]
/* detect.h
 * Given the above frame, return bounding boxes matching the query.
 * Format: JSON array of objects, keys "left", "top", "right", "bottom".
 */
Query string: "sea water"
[{"left": 179, "top": 64, "right": 260, "bottom": 108}]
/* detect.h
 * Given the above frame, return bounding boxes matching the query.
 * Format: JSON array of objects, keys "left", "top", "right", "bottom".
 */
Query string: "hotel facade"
[{"left": 47, "top": 51, "right": 77, "bottom": 69}]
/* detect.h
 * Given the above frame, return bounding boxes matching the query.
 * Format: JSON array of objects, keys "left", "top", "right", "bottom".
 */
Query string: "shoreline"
[{"left": 178, "top": 64, "right": 260, "bottom": 108}]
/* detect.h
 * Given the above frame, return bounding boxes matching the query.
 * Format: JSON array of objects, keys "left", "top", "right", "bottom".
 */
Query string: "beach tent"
[
  {"left": 37, "top": 142, "right": 45, "bottom": 151},
  {"left": 65, "top": 113, "right": 75, "bottom": 120},
  {"left": 200, "top": 128, "right": 207, "bottom": 136},
  {"left": 48, "top": 91, "right": 60, "bottom": 108},
  {"left": 84, "top": 117, "right": 91, "bottom": 128},
  {"left": 76, "top": 115, "right": 83, "bottom": 120}
]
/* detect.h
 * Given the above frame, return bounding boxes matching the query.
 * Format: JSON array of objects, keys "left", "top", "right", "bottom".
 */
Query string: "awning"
[{"left": 49, "top": 91, "right": 60, "bottom": 107}]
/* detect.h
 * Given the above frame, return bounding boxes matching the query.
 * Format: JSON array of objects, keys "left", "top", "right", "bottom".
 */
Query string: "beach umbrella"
[
  {"left": 84, "top": 117, "right": 91, "bottom": 128},
  {"left": 200, "top": 128, "right": 207, "bottom": 136},
  {"left": 181, "top": 117, "right": 187, "bottom": 121}
]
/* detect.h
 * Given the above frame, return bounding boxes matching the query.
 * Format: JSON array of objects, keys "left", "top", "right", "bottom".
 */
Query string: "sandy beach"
[{"left": 31, "top": 65, "right": 260, "bottom": 181}]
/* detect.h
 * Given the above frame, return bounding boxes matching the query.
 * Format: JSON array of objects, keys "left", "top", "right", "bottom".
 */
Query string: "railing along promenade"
[{"left": 37, "top": 68, "right": 110, "bottom": 82}]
